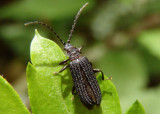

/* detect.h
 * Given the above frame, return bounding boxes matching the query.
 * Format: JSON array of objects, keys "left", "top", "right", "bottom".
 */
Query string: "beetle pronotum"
[{"left": 25, "top": 2, "right": 111, "bottom": 109}]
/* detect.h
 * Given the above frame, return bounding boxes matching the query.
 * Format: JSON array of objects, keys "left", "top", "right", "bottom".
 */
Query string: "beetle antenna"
[
  {"left": 67, "top": 2, "right": 88, "bottom": 43},
  {"left": 24, "top": 21, "right": 65, "bottom": 45}
]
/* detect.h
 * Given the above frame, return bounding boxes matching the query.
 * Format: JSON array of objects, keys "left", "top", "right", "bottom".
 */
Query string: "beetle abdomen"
[{"left": 70, "top": 57, "right": 102, "bottom": 109}]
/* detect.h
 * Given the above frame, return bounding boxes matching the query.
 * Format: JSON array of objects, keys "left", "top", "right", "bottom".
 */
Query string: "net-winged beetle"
[{"left": 25, "top": 2, "right": 111, "bottom": 109}]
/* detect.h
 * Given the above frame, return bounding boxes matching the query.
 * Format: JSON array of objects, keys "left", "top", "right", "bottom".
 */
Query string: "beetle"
[{"left": 25, "top": 2, "right": 111, "bottom": 109}]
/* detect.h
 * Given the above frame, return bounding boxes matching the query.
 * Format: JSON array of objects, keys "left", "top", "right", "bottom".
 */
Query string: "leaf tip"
[
  {"left": 126, "top": 100, "right": 145, "bottom": 114},
  {"left": 35, "top": 29, "right": 39, "bottom": 37},
  {"left": 134, "top": 100, "right": 141, "bottom": 106}
]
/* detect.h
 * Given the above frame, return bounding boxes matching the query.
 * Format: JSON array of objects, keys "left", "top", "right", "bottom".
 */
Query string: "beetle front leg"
[
  {"left": 59, "top": 59, "right": 70, "bottom": 65},
  {"left": 93, "top": 69, "right": 112, "bottom": 81},
  {"left": 53, "top": 64, "right": 70, "bottom": 74}
]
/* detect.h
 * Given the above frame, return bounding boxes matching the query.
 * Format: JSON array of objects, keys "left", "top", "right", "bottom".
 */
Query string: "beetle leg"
[
  {"left": 93, "top": 69, "right": 104, "bottom": 80},
  {"left": 53, "top": 64, "right": 70, "bottom": 74},
  {"left": 72, "top": 86, "right": 77, "bottom": 95},
  {"left": 93, "top": 69, "right": 112, "bottom": 81},
  {"left": 59, "top": 59, "right": 70, "bottom": 65}
]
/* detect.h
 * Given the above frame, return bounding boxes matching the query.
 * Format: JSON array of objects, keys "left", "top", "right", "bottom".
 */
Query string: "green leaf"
[
  {"left": 0, "top": 76, "right": 30, "bottom": 114},
  {"left": 138, "top": 29, "right": 160, "bottom": 59},
  {"left": 27, "top": 30, "right": 69, "bottom": 114},
  {"left": 126, "top": 100, "right": 145, "bottom": 114},
  {"left": 27, "top": 30, "right": 121, "bottom": 113}
]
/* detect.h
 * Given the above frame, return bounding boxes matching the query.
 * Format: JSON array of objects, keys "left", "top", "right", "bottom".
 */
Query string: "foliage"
[
  {"left": 1, "top": 0, "right": 160, "bottom": 113},
  {"left": 0, "top": 76, "right": 29, "bottom": 114},
  {"left": 126, "top": 100, "right": 145, "bottom": 114},
  {"left": 0, "top": 31, "right": 145, "bottom": 113}
]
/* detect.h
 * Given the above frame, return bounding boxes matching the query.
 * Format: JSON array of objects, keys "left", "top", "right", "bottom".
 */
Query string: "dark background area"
[{"left": 0, "top": 0, "right": 160, "bottom": 113}]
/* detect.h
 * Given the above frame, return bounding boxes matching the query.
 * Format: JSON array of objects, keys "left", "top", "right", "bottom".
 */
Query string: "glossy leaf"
[
  {"left": 126, "top": 100, "right": 145, "bottom": 114},
  {"left": 0, "top": 76, "right": 30, "bottom": 114},
  {"left": 27, "top": 30, "right": 121, "bottom": 113}
]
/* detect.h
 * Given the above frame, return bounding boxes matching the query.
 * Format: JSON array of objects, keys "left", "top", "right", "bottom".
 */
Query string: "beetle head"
[{"left": 64, "top": 43, "right": 82, "bottom": 60}]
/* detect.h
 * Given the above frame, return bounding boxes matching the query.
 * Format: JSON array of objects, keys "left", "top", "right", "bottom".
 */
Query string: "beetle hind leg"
[
  {"left": 93, "top": 69, "right": 112, "bottom": 81},
  {"left": 93, "top": 69, "right": 104, "bottom": 80}
]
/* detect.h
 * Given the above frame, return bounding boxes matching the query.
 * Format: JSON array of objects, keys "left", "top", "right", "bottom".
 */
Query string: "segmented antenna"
[
  {"left": 67, "top": 2, "right": 88, "bottom": 43},
  {"left": 24, "top": 21, "right": 65, "bottom": 45}
]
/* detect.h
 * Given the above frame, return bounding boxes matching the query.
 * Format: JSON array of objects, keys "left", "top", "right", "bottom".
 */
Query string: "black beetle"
[{"left": 25, "top": 2, "right": 111, "bottom": 109}]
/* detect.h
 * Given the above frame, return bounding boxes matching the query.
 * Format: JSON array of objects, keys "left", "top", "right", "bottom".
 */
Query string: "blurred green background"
[{"left": 0, "top": 0, "right": 160, "bottom": 113}]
